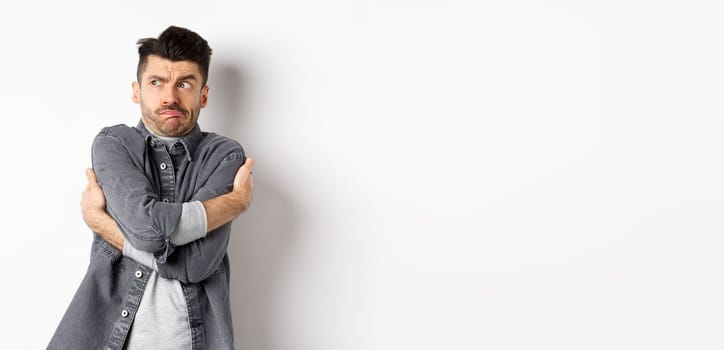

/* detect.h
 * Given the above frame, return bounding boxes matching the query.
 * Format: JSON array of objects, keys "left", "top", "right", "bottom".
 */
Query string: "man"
[{"left": 48, "top": 26, "right": 253, "bottom": 349}]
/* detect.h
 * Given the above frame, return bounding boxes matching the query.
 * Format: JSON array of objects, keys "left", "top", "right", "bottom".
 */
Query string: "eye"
[
  {"left": 178, "top": 82, "right": 191, "bottom": 88},
  {"left": 150, "top": 80, "right": 160, "bottom": 86}
]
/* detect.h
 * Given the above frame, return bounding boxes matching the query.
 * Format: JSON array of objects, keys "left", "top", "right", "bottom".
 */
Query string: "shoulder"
[
  {"left": 95, "top": 124, "right": 144, "bottom": 143},
  {"left": 92, "top": 124, "right": 146, "bottom": 155},
  {"left": 198, "top": 132, "right": 245, "bottom": 162}
]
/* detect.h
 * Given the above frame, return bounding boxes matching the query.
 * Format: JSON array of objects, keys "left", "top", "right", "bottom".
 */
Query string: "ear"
[
  {"left": 132, "top": 81, "right": 140, "bottom": 104},
  {"left": 200, "top": 85, "right": 209, "bottom": 108}
]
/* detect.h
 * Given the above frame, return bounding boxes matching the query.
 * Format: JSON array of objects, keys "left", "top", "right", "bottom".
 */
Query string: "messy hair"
[{"left": 136, "top": 25, "right": 212, "bottom": 85}]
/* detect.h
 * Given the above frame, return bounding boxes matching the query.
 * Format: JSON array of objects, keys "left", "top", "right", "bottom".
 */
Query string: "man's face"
[{"left": 132, "top": 55, "right": 209, "bottom": 137}]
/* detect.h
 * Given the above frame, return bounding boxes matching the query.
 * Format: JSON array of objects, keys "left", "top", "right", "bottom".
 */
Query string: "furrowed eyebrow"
[
  {"left": 146, "top": 74, "right": 198, "bottom": 83},
  {"left": 146, "top": 75, "right": 168, "bottom": 83},
  {"left": 177, "top": 75, "right": 198, "bottom": 82}
]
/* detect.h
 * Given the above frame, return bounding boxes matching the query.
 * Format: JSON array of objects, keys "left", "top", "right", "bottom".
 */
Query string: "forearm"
[{"left": 202, "top": 190, "right": 248, "bottom": 233}]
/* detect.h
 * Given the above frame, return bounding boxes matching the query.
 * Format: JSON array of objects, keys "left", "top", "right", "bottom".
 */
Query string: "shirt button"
[
  {"left": 160, "top": 163, "right": 167, "bottom": 170},
  {"left": 135, "top": 270, "right": 143, "bottom": 278},
  {"left": 121, "top": 309, "right": 129, "bottom": 317}
]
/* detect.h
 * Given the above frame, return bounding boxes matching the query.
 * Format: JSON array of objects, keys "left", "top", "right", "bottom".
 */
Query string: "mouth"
[{"left": 159, "top": 108, "right": 187, "bottom": 118}]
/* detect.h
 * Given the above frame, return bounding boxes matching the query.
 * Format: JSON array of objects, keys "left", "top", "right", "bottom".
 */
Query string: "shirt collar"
[{"left": 136, "top": 120, "right": 203, "bottom": 162}]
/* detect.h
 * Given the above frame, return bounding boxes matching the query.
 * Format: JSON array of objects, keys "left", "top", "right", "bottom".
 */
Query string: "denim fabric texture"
[{"left": 48, "top": 121, "right": 245, "bottom": 350}]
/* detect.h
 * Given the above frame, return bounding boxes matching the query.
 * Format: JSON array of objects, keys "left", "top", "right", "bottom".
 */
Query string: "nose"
[{"left": 161, "top": 84, "right": 179, "bottom": 106}]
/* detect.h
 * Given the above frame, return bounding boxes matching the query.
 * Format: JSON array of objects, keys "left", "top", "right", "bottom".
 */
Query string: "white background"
[{"left": 1, "top": 1, "right": 722, "bottom": 349}]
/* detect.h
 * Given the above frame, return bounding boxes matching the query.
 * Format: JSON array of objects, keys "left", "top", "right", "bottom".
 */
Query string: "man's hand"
[
  {"left": 81, "top": 168, "right": 106, "bottom": 226},
  {"left": 81, "top": 168, "right": 125, "bottom": 251},
  {"left": 202, "top": 157, "right": 255, "bottom": 232},
  {"left": 232, "top": 157, "right": 255, "bottom": 211}
]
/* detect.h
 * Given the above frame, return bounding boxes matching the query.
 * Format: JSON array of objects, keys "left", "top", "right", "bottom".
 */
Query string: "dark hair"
[{"left": 136, "top": 25, "right": 212, "bottom": 85}]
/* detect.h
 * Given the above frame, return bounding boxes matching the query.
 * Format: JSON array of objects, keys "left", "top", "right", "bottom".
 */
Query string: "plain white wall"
[{"left": 1, "top": 1, "right": 723, "bottom": 349}]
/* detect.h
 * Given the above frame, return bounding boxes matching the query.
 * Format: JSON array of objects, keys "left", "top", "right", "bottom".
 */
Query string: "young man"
[{"left": 48, "top": 26, "right": 253, "bottom": 349}]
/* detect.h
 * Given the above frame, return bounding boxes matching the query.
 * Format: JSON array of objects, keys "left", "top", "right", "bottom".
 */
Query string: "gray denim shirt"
[{"left": 48, "top": 121, "right": 245, "bottom": 350}]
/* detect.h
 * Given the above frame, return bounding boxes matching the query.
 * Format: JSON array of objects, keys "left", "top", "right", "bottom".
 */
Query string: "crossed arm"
[
  {"left": 81, "top": 158, "right": 254, "bottom": 251},
  {"left": 82, "top": 155, "right": 254, "bottom": 283}
]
